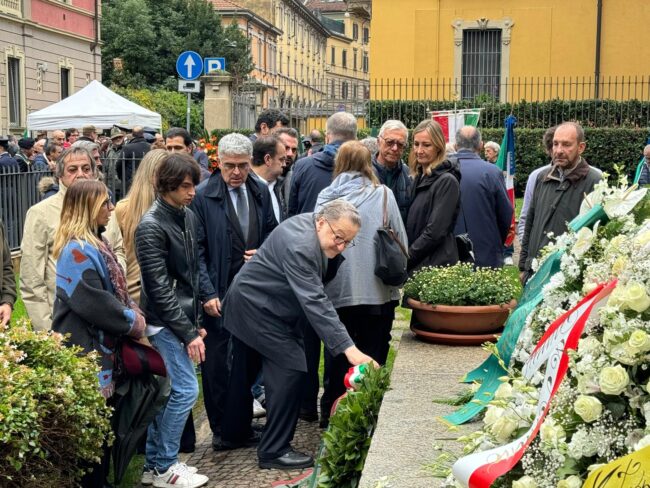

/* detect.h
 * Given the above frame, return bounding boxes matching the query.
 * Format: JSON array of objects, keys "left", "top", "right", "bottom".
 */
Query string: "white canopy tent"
[{"left": 27, "top": 80, "right": 161, "bottom": 130}]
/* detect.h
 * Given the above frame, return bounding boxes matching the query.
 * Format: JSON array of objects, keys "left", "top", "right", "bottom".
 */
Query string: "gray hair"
[
  {"left": 455, "top": 126, "right": 482, "bottom": 151},
  {"left": 218, "top": 133, "right": 253, "bottom": 159},
  {"left": 359, "top": 137, "right": 378, "bottom": 155},
  {"left": 56, "top": 146, "right": 97, "bottom": 178},
  {"left": 326, "top": 112, "right": 357, "bottom": 142},
  {"left": 72, "top": 140, "right": 99, "bottom": 153},
  {"left": 315, "top": 199, "right": 361, "bottom": 228},
  {"left": 484, "top": 141, "right": 500, "bottom": 154},
  {"left": 378, "top": 120, "right": 408, "bottom": 140},
  {"left": 556, "top": 121, "right": 585, "bottom": 143}
]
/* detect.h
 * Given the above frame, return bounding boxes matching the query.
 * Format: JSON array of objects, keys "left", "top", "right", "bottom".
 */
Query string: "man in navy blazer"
[{"left": 453, "top": 126, "right": 513, "bottom": 268}]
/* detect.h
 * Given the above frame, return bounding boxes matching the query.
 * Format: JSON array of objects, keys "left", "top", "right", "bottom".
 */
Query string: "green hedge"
[{"left": 366, "top": 99, "right": 650, "bottom": 129}]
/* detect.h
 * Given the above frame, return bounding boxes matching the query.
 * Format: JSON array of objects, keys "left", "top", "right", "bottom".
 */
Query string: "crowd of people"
[{"left": 0, "top": 108, "right": 606, "bottom": 488}]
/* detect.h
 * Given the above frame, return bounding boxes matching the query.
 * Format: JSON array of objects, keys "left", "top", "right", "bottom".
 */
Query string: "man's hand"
[
  {"left": 0, "top": 303, "right": 12, "bottom": 327},
  {"left": 344, "top": 345, "right": 378, "bottom": 368},
  {"left": 244, "top": 249, "right": 257, "bottom": 262},
  {"left": 198, "top": 328, "right": 207, "bottom": 338},
  {"left": 203, "top": 297, "right": 221, "bottom": 317},
  {"left": 519, "top": 271, "right": 527, "bottom": 285},
  {"left": 187, "top": 336, "right": 206, "bottom": 364}
]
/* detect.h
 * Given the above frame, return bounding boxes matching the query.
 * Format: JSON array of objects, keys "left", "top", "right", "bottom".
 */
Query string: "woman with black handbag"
[
  {"left": 51, "top": 179, "right": 146, "bottom": 487},
  {"left": 315, "top": 140, "right": 407, "bottom": 427},
  {"left": 405, "top": 119, "right": 462, "bottom": 273}
]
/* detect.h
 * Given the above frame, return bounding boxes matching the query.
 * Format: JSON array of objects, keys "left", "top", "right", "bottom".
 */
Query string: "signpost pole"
[{"left": 186, "top": 92, "right": 191, "bottom": 132}]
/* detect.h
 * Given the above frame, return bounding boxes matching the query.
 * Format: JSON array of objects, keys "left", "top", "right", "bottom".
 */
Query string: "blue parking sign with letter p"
[{"left": 204, "top": 57, "right": 227, "bottom": 74}]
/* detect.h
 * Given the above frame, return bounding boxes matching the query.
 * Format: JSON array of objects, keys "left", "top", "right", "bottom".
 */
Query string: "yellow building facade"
[{"left": 370, "top": 0, "right": 650, "bottom": 101}]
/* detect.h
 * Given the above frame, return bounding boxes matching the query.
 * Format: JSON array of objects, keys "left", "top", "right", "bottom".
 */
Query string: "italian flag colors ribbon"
[
  {"left": 432, "top": 109, "right": 481, "bottom": 144},
  {"left": 453, "top": 280, "right": 618, "bottom": 488}
]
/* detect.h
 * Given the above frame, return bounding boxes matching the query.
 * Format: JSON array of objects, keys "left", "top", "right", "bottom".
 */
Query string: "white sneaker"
[
  {"left": 504, "top": 256, "right": 514, "bottom": 266},
  {"left": 253, "top": 398, "right": 266, "bottom": 418},
  {"left": 153, "top": 462, "right": 208, "bottom": 488},
  {"left": 144, "top": 464, "right": 198, "bottom": 485}
]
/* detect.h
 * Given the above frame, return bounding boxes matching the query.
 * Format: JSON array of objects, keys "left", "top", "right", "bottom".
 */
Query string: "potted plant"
[{"left": 403, "top": 263, "right": 520, "bottom": 345}]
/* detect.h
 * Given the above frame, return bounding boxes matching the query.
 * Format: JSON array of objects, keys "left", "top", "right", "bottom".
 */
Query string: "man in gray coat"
[{"left": 219, "top": 200, "right": 375, "bottom": 470}]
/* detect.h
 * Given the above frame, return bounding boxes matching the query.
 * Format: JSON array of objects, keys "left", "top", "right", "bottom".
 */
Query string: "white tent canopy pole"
[{"left": 27, "top": 80, "right": 162, "bottom": 130}]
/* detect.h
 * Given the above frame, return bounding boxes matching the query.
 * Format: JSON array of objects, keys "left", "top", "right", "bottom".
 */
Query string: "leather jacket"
[{"left": 136, "top": 197, "right": 202, "bottom": 345}]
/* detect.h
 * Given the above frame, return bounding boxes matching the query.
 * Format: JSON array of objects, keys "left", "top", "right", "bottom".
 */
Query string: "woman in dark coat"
[
  {"left": 52, "top": 179, "right": 145, "bottom": 487},
  {"left": 405, "top": 119, "right": 461, "bottom": 272}
]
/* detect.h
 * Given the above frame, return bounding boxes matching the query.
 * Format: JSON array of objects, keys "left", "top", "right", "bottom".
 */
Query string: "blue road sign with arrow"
[{"left": 176, "top": 51, "right": 203, "bottom": 81}]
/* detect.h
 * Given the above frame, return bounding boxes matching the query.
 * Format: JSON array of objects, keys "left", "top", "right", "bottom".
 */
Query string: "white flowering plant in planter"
[{"left": 437, "top": 178, "right": 650, "bottom": 488}]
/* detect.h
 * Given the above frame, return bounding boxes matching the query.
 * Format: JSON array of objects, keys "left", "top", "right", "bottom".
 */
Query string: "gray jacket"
[
  {"left": 519, "top": 159, "right": 601, "bottom": 272},
  {"left": 316, "top": 172, "right": 407, "bottom": 308},
  {"left": 222, "top": 213, "right": 354, "bottom": 371}
]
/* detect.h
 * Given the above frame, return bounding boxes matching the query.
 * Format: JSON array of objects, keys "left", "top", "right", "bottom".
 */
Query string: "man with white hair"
[
  {"left": 190, "top": 132, "right": 277, "bottom": 452},
  {"left": 372, "top": 119, "right": 412, "bottom": 222},
  {"left": 286, "top": 111, "right": 357, "bottom": 422}
]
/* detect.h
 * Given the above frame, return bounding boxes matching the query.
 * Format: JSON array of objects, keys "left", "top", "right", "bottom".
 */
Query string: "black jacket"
[
  {"left": 406, "top": 159, "right": 461, "bottom": 272},
  {"left": 191, "top": 172, "right": 277, "bottom": 305},
  {"left": 372, "top": 155, "right": 412, "bottom": 223},
  {"left": 288, "top": 146, "right": 337, "bottom": 215},
  {"left": 136, "top": 197, "right": 202, "bottom": 345},
  {"left": 118, "top": 136, "right": 150, "bottom": 189}
]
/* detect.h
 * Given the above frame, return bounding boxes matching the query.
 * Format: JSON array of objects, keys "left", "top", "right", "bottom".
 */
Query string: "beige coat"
[
  {"left": 19, "top": 185, "right": 126, "bottom": 331},
  {"left": 105, "top": 199, "right": 142, "bottom": 304}
]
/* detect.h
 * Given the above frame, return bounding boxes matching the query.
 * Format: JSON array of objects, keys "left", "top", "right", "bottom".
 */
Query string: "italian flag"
[
  {"left": 496, "top": 115, "right": 517, "bottom": 246},
  {"left": 431, "top": 109, "right": 481, "bottom": 144}
]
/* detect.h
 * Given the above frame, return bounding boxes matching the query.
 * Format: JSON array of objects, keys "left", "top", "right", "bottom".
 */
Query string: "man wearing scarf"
[{"left": 286, "top": 111, "right": 358, "bottom": 422}]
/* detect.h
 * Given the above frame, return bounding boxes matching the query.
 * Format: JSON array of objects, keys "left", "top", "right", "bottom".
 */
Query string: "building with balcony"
[
  {"left": 305, "top": 0, "right": 370, "bottom": 116},
  {"left": 0, "top": 0, "right": 101, "bottom": 135}
]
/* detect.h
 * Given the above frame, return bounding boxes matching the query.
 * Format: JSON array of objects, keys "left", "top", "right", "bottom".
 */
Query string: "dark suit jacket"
[
  {"left": 191, "top": 171, "right": 276, "bottom": 309},
  {"left": 221, "top": 214, "right": 354, "bottom": 371}
]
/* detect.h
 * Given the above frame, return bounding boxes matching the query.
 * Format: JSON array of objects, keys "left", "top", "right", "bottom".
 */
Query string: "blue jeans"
[{"left": 145, "top": 328, "right": 199, "bottom": 472}]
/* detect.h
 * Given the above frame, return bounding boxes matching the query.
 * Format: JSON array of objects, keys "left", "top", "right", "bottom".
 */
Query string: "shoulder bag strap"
[{"left": 382, "top": 185, "right": 389, "bottom": 227}]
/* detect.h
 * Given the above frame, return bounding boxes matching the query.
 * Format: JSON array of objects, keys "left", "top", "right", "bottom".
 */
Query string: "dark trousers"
[
  {"left": 222, "top": 336, "right": 305, "bottom": 460},
  {"left": 300, "top": 319, "right": 321, "bottom": 415},
  {"left": 201, "top": 322, "right": 232, "bottom": 435},
  {"left": 320, "top": 304, "right": 395, "bottom": 420}
]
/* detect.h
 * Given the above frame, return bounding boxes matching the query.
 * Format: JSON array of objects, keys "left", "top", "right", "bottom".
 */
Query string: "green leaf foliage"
[
  {"left": 0, "top": 320, "right": 112, "bottom": 487},
  {"left": 404, "top": 263, "right": 521, "bottom": 306},
  {"left": 318, "top": 366, "right": 390, "bottom": 488},
  {"left": 101, "top": 0, "right": 253, "bottom": 89}
]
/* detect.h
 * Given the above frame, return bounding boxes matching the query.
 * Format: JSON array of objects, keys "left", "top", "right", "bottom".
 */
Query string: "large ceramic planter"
[{"left": 407, "top": 297, "right": 517, "bottom": 346}]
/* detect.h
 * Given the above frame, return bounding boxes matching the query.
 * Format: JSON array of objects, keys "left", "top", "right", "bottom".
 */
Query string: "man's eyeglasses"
[
  {"left": 325, "top": 219, "right": 355, "bottom": 248},
  {"left": 380, "top": 136, "right": 406, "bottom": 150},
  {"left": 222, "top": 162, "right": 250, "bottom": 171}
]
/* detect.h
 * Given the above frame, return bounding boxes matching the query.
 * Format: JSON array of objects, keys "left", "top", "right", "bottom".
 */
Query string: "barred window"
[
  {"left": 461, "top": 29, "right": 501, "bottom": 100},
  {"left": 8, "top": 57, "right": 21, "bottom": 127}
]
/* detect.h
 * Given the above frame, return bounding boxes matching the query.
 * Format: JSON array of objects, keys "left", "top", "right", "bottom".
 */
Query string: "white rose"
[
  {"left": 512, "top": 476, "right": 538, "bottom": 488},
  {"left": 623, "top": 283, "right": 650, "bottom": 313},
  {"left": 572, "top": 227, "right": 594, "bottom": 257},
  {"left": 578, "top": 336, "right": 601, "bottom": 355},
  {"left": 540, "top": 418, "right": 565, "bottom": 445},
  {"left": 495, "top": 382, "right": 513, "bottom": 399},
  {"left": 634, "top": 434, "right": 650, "bottom": 452},
  {"left": 611, "top": 256, "right": 628, "bottom": 275},
  {"left": 573, "top": 395, "right": 603, "bottom": 423},
  {"left": 629, "top": 330, "right": 650, "bottom": 352},
  {"left": 483, "top": 406, "right": 504, "bottom": 426},
  {"left": 490, "top": 415, "right": 518, "bottom": 443},
  {"left": 599, "top": 365, "right": 630, "bottom": 395},
  {"left": 583, "top": 282, "right": 599, "bottom": 294},
  {"left": 557, "top": 475, "right": 583, "bottom": 488},
  {"left": 634, "top": 230, "right": 650, "bottom": 247}
]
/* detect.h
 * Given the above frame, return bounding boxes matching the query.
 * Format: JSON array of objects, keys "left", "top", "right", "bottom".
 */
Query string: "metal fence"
[
  {"left": 0, "top": 156, "right": 143, "bottom": 251},
  {"left": 231, "top": 76, "right": 650, "bottom": 131}
]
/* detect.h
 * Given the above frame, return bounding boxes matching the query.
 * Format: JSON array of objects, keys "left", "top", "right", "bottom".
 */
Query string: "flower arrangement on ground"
[
  {"left": 0, "top": 319, "right": 112, "bottom": 487},
  {"left": 198, "top": 135, "right": 219, "bottom": 172},
  {"left": 404, "top": 263, "right": 520, "bottom": 307},
  {"left": 438, "top": 177, "right": 650, "bottom": 487}
]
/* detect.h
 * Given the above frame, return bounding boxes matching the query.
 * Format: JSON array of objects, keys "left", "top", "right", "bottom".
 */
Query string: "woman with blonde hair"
[
  {"left": 315, "top": 140, "right": 407, "bottom": 427},
  {"left": 105, "top": 148, "right": 167, "bottom": 303},
  {"left": 405, "top": 119, "right": 461, "bottom": 272},
  {"left": 52, "top": 179, "right": 145, "bottom": 487}
]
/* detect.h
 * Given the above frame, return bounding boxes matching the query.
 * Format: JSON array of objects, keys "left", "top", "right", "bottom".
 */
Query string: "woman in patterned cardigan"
[{"left": 52, "top": 179, "right": 145, "bottom": 487}]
